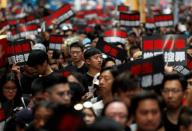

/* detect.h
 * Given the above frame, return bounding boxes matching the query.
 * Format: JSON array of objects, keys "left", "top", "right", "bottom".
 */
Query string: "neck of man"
[
  {"left": 72, "top": 60, "right": 84, "bottom": 68},
  {"left": 102, "top": 93, "right": 113, "bottom": 104},
  {"left": 87, "top": 68, "right": 100, "bottom": 77},
  {"left": 44, "top": 65, "right": 53, "bottom": 76},
  {"left": 166, "top": 107, "right": 181, "bottom": 125}
]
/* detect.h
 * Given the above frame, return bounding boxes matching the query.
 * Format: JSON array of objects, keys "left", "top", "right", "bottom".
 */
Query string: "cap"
[{"left": 32, "top": 43, "right": 46, "bottom": 52}]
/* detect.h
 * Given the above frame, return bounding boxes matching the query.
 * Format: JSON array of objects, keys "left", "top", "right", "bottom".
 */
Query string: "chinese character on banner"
[
  {"left": 142, "top": 35, "right": 186, "bottom": 66},
  {"left": 7, "top": 39, "right": 32, "bottom": 66}
]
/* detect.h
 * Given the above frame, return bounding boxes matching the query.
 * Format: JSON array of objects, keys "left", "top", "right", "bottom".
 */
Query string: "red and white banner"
[
  {"left": 6, "top": 39, "right": 32, "bottom": 65},
  {"left": 142, "top": 35, "right": 186, "bottom": 66},
  {"left": 118, "top": 55, "right": 164, "bottom": 88},
  {"left": 119, "top": 12, "right": 140, "bottom": 27},
  {"left": 96, "top": 38, "right": 128, "bottom": 61},
  {"left": 49, "top": 35, "right": 65, "bottom": 50},
  {"left": 145, "top": 17, "right": 156, "bottom": 29},
  {"left": 155, "top": 14, "right": 173, "bottom": 27},
  {"left": 10, "top": 24, "right": 39, "bottom": 40},
  {"left": 104, "top": 29, "right": 127, "bottom": 44},
  {"left": 118, "top": 5, "right": 129, "bottom": 12},
  {"left": 43, "top": 4, "right": 74, "bottom": 27}
]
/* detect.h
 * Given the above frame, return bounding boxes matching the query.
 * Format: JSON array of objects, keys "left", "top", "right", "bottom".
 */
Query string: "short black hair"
[
  {"left": 101, "top": 57, "right": 116, "bottom": 69},
  {"left": 112, "top": 71, "right": 139, "bottom": 95},
  {"left": 32, "top": 101, "right": 56, "bottom": 115},
  {"left": 129, "top": 44, "right": 141, "bottom": 56},
  {"left": 44, "top": 75, "right": 68, "bottom": 92},
  {"left": 69, "top": 82, "right": 85, "bottom": 104},
  {"left": 69, "top": 42, "right": 84, "bottom": 52},
  {"left": 130, "top": 91, "right": 163, "bottom": 115},
  {"left": 100, "top": 66, "right": 119, "bottom": 79},
  {"left": 84, "top": 47, "right": 102, "bottom": 60},
  {"left": 31, "top": 77, "right": 46, "bottom": 96},
  {"left": 27, "top": 50, "right": 48, "bottom": 67},
  {"left": 162, "top": 73, "right": 187, "bottom": 91},
  {"left": 86, "top": 117, "right": 124, "bottom": 131}
]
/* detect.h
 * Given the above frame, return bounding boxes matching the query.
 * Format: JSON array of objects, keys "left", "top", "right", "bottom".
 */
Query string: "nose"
[
  {"left": 114, "top": 116, "right": 121, "bottom": 124},
  {"left": 38, "top": 120, "right": 45, "bottom": 128},
  {"left": 168, "top": 91, "right": 173, "bottom": 98},
  {"left": 98, "top": 57, "right": 102, "bottom": 63},
  {"left": 146, "top": 113, "right": 154, "bottom": 121},
  {"left": 63, "top": 95, "right": 71, "bottom": 104},
  {"left": 99, "top": 78, "right": 104, "bottom": 87}
]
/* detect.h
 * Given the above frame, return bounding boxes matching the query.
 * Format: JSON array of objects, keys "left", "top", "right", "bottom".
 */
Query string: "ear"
[
  {"left": 85, "top": 59, "right": 90, "bottom": 65},
  {"left": 43, "top": 92, "right": 50, "bottom": 101}
]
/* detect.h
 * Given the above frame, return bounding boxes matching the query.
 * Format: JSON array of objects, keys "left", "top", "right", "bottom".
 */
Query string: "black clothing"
[{"left": 64, "top": 63, "right": 88, "bottom": 75}]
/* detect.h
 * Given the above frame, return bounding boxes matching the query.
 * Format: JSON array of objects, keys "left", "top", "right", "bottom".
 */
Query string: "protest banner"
[
  {"left": 118, "top": 55, "right": 164, "bottom": 88},
  {"left": 96, "top": 38, "right": 128, "bottom": 61},
  {"left": 118, "top": 5, "right": 129, "bottom": 12},
  {"left": 7, "top": 39, "right": 33, "bottom": 65},
  {"left": 143, "top": 34, "right": 186, "bottom": 66},
  {"left": 104, "top": 29, "right": 127, "bottom": 44},
  {"left": 10, "top": 24, "right": 39, "bottom": 40},
  {"left": 145, "top": 17, "right": 155, "bottom": 29},
  {"left": 119, "top": 12, "right": 140, "bottom": 27},
  {"left": 43, "top": 4, "right": 75, "bottom": 27},
  {"left": 155, "top": 14, "right": 174, "bottom": 27},
  {"left": 49, "top": 35, "right": 65, "bottom": 50}
]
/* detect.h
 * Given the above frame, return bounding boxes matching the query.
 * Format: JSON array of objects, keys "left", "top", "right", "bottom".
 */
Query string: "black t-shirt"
[
  {"left": 163, "top": 112, "right": 179, "bottom": 131},
  {"left": 20, "top": 73, "right": 38, "bottom": 94},
  {"left": 85, "top": 73, "right": 94, "bottom": 92},
  {"left": 64, "top": 63, "right": 88, "bottom": 75}
]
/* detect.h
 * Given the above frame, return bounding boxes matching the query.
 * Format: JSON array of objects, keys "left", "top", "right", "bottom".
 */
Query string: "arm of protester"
[
  {"left": 164, "top": 64, "right": 177, "bottom": 74},
  {"left": 11, "top": 64, "right": 21, "bottom": 79},
  {"left": 164, "top": 64, "right": 174, "bottom": 74},
  {"left": 81, "top": 92, "right": 94, "bottom": 101},
  {"left": 132, "top": 51, "right": 142, "bottom": 60}
]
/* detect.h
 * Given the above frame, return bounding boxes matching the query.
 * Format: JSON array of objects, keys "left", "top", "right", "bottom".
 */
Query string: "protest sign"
[
  {"left": 143, "top": 35, "right": 186, "bottom": 66},
  {"left": 118, "top": 5, "right": 129, "bottom": 12},
  {"left": 119, "top": 12, "right": 140, "bottom": 27},
  {"left": 104, "top": 29, "right": 127, "bottom": 44},
  {"left": 96, "top": 38, "right": 128, "bottom": 61},
  {"left": 7, "top": 39, "right": 32, "bottom": 65},
  {"left": 49, "top": 35, "right": 65, "bottom": 50},
  {"left": 43, "top": 4, "right": 74, "bottom": 27},
  {"left": 145, "top": 17, "right": 155, "bottom": 29},
  {"left": 118, "top": 55, "right": 164, "bottom": 88},
  {"left": 155, "top": 14, "right": 174, "bottom": 27},
  {"left": 10, "top": 24, "right": 39, "bottom": 40}
]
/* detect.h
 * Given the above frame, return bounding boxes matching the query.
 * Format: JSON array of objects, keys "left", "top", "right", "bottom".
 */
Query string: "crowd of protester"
[{"left": 1, "top": 1, "right": 192, "bottom": 131}]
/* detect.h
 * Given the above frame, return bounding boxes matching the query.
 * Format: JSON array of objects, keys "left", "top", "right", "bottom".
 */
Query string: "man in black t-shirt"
[
  {"left": 65, "top": 42, "right": 88, "bottom": 74},
  {"left": 84, "top": 47, "right": 103, "bottom": 91},
  {"left": 161, "top": 74, "right": 187, "bottom": 131}
]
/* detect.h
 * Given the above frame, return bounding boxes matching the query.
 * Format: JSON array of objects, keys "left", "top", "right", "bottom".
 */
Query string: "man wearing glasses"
[{"left": 161, "top": 73, "right": 187, "bottom": 131}]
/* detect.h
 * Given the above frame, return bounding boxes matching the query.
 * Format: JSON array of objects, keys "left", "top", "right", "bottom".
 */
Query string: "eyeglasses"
[
  {"left": 74, "top": 101, "right": 93, "bottom": 111},
  {"left": 162, "top": 88, "right": 182, "bottom": 94},
  {"left": 3, "top": 88, "right": 17, "bottom": 93}
]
